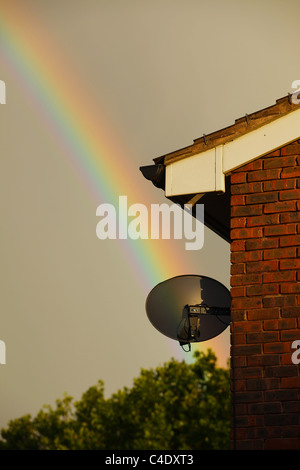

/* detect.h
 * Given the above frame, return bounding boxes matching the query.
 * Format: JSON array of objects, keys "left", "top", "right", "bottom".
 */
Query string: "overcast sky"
[{"left": 1, "top": 0, "right": 300, "bottom": 429}]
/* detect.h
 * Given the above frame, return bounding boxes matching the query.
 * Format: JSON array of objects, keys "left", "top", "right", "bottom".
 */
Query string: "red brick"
[
  {"left": 231, "top": 182, "right": 263, "bottom": 194},
  {"left": 281, "top": 142, "right": 300, "bottom": 155},
  {"left": 279, "top": 234, "right": 300, "bottom": 246},
  {"left": 238, "top": 159, "right": 263, "bottom": 172},
  {"left": 247, "top": 308, "right": 280, "bottom": 320},
  {"left": 280, "top": 329, "right": 300, "bottom": 341},
  {"left": 279, "top": 188, "right": 300, "bottom": 200},
  {"left": 231, "top": 194, "right": 245, "bottom": 206},
  {"left": 235, "top": 367, "right": 263, "bottom": 379},
  {"left": 245, "top": 238, "right": 278, "bottom": 251},
  {"left": 231, "top": 227, "right": 263, "bottom": 240},
  {"left": 264, "top": 149, "right": 281, "bottom": 158},
  {"left": 263, "top": 296, "right": 290, "bottom": 308},
  {"left": 231, "top": 250, "right": 262, "bottom": 263},
  {"left": 234, "top": 321, "right": 262, "bottom": 333},
  {"left": 264, "top": 318, "right": 297, "bottom": 330},
  {"left": 264, "top": 200, "right": 296, "bottom": 213},
  {"left": 264, "top": 388, "right": 298, "bottom": 402},
  {"left": 247, "top": 283, "right": 279, "bottom": 296},
  {"left": 281, "top": 376, "right": 300, "bottom": 388},
  {"left": 282, "top": 402, "right": 300, "bottom": 413},
  {"left": 280, "top": 211, "right": 300, "bottom": 223},
  {"left": 233, "top": 359, "right": 248, "bottom": 371},
  {"left": 246, "top": 260, "right": 278, "bottom": 273},
  {"left": 280, "top": 258, "right": 300, "bottom": 270},
  {"left": 263, "top": 295, "right": 297, "bottom": 307},
  {"left": 249, "top": 402, "right": 281, "bottom": 414},
  {"left": 231, "top": 273, "right": 262, "bottom": 286},
  {"left": 231, "top": 286, "right": 246, "bottom": 297},
  {"left": 263, "top": 179, "right": 295, "bottom": 191},
  {"left": 236, "top": 440, "right": 264, "bottom": 450},
  {"left": 249, "top": 378, "right": 280, "bottom": 391},
  {"left": 280, "top": 318, "right": 297, "bottom": 328},
  {"left": 231, "top": 204, "right": 263, "bottom": 217},
  {"left": 247, "top": 168, "right": 281, "bottom": 182},
  {"left": 263, "top": 270, "right": 296, "bottom": 283},
  {"left": 281, "top": 306, "right": 300, "bottom": 316},
  {"left": 264, "top": 342, "right": 292, "bottom": 354},
  {"left": 281, "top": 353, "right": 296, "bottom": 365},
  {"left": 270, "top": 410, "right": 300, "bottom": 425},
  {"left": 263, "top": 155, "right": 297, "bottom": 168},
  {"left": 265, "top": 438, "right": 300, "bottom": 450},
  {"left": 263, "top": 319, "right": 278, "bottom": 330},
  {"left": 235, "top": 380, "right": 247, "bottom": 392},
  {"left": 231, "top": 263, "right": 245, "bottom": 274},
  {"left": 234, "top": 391, "right": 264, "bottom": 404},
  {"left": 280, "top": 283, "right": 300, "bottom": 294},
  {"left": 231, "top": 297, "right": 262, "bottom": 310},
  {"left": 234, "top": 333, "right": 247, "bottom": 345},
  {"left": 231, "top": 239, "right": 246, "bottom": 252},
  {"left": 231, "top": 172, "right": 247, "bottom": 184},
  {"left": 264, "top": 224, "right": 296, "bottom": 236},
  {"left": 246, "top": 192, "right": 278, "bottom": 204},
  {"left": 281, "top": 167, "right": 300, "bottom": 178},
  {"left": 231, "top": 311, "right": 247, "bottom": 322},
  {"left": 231, "top": 217, "right": 246, "bottom": 228},
  {"left": 263, "top": 247, "right": 296, "bottom": 260},
  {"left": 232, "top": 403, "right": 247, "bottom": 416},
  {"left": 246, "top": 213, "right": 279, "bottom": 227},
  {"left": 233, "top": 344, "right": 262, "bottom": 357},
  {"left": 265, "top": 364, "right": 298, "bottom": 378},
  {"left": 246, "top": 332, "right": 278, "bottom": 343},
  {"left": 247, "top": 354, "right": 279, "bottom": 367}
]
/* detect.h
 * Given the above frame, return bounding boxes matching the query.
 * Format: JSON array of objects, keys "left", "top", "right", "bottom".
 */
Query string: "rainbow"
[{"left": 0, "top": 2, "right": 229, "bottom": 364}]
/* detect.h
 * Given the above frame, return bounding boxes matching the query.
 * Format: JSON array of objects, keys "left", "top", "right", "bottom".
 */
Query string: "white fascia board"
[
  {"left": 223, "top": 107, "right": 300, "bottom": 173},
  {"left": 165, "top": 107, "right": 300, "bottom": 198},
  {"left": 165, "top": 146, "right": 225, "bottom": 197}
]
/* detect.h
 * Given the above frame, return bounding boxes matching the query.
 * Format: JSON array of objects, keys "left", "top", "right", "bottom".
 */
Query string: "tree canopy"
[{"left": 0, "top": 349, "right": 230, "bottom": 450}]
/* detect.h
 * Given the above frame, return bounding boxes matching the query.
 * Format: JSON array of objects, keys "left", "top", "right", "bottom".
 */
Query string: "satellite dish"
[{"left": 145, "top": 275, "right": 231, "bottom": 350}]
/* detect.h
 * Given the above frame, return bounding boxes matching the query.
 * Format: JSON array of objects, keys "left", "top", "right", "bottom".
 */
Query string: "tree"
[{"left": 0, "top": 349, "right": 230, "bottom": 450}]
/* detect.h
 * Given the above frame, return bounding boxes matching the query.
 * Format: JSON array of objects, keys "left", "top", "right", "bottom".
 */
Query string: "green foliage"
[{"left": 0, "top": 349, "right": 230, "bottom": 450}]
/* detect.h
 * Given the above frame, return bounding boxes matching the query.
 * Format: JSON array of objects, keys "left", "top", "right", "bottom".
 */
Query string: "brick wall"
[{"left": 230, "top": 139, "right": 300, "bottom": 450}]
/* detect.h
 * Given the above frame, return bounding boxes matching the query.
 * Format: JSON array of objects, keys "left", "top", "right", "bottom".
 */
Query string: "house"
[{"left": 140, "top": 94, "right": 300, "bottom": 450}]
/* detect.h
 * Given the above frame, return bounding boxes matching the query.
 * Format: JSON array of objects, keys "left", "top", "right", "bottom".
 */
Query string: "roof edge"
[{"left": 153, "top": 94, "right": 300, "bottom": 166}]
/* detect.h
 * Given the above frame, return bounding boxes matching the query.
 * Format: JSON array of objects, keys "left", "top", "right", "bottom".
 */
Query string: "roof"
[
  {"left": 154, "top": 94, "right": 300, "bottom": 166},
  {"left": 140, "top": 94, "right": 300, "bottom": 243}
]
